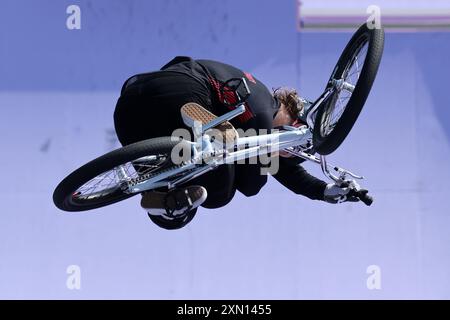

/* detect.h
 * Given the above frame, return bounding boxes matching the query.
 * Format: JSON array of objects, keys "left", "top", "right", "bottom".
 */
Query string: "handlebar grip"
[
  {"left": 347, "top": 188, "right": 373, "bottom": 206},
  {"left": 359, "top": 192, "right": 373, "bottom": 206}
]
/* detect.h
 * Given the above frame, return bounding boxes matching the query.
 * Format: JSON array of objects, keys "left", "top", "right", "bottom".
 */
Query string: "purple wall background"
[{"left": 1, "top": 0, "right": 450, "bottom": 299}]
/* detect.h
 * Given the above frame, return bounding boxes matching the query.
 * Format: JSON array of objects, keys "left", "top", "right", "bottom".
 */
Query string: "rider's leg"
[
  {"left": 114, "top": 72, "right": 214, "bottom": 219},
  {"left": 178, "top": 102, "right": 238, "bottom": 209},
  {"left": 191, "top": 164, "right": 237, "bottom": 209},
  {"left": 114, "top": 71, "right": 212, "bottom": 146},
  {"left": 141, "top": 159, "right": 236, "bottom": 214},
  {"left": 234, "top": 163, "right": 268, "bottom": 197}
]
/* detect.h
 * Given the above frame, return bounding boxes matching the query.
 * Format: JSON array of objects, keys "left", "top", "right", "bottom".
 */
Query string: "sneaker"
[
  {"left": 141, "top": 185, "right": 207, "bottom": 217},
  {"left": 180, "top": 102, "right": 238, "bottom": 144}
]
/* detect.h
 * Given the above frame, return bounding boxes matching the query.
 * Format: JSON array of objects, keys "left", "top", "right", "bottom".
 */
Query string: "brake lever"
[
  {"left": 285, "top": 152, "right": 374, "bottom": 206},
  {"left": 334, "top": 167, "right": 364, "bottom": 180}
]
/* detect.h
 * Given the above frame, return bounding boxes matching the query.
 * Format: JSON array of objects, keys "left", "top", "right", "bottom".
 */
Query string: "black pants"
[{"left": 114, "top": 71, "right": 238, "bottom": 209}]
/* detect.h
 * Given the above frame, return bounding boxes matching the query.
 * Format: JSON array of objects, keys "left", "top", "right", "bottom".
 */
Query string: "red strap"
[{"left": 208, "top": 77, "right": 255, "bottom": 123}]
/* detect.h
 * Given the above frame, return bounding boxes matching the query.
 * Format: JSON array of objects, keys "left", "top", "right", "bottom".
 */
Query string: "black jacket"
[{"left": 161, "top": 56, "right": 327, "bottom": 200}]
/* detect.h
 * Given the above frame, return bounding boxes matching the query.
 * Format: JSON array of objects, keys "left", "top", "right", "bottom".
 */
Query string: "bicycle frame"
[
  {"left": 126, "top": 84, "right": 363, "bottom": 195},
  {"left": 52, "top": 22, "right": 380, "bottom": 213},
  {"left": 127, "top": 125, "right": 312, "bottom": 193}
]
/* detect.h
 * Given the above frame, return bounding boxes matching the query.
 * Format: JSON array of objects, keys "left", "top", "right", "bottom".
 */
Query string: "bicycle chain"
[
  {"left": 125, "top": 149, "right": 227, "bottom": 189},
  {"left": 126, "top": 162, "right": 185, "bottom": 188}
]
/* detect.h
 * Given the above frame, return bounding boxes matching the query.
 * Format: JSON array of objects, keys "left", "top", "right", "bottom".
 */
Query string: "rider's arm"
[{"left": 273, "top": 157, "right": 327, "bottom": 201}]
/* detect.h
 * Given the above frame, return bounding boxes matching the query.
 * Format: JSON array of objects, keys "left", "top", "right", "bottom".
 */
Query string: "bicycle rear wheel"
[
  {"left": 53, "top": 137, "right": 190, "bottom": 212},
  {"left": 313, "top": 23, "right": 384, "bottom": 155}
]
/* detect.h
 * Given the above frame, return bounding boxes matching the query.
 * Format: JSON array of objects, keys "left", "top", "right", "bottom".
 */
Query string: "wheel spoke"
[
  {"left": 73, "top": 155, "right": 168, "bottom": 200},
  {"left": 321, "top": 40, "right": 369, "bottom": 137}
]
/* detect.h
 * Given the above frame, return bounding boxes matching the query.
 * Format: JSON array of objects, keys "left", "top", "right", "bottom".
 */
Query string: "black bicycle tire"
[
  {"left": 53, "top": 137, "right": 188, "bottom": 212},
  {"left": 313, "top": 23, "right": 385, "bottom": 155}
]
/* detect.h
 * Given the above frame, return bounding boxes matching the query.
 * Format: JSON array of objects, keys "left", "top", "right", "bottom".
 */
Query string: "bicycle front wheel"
[{"left": 313, "top": 23, "right": 385, "bottom": 155}]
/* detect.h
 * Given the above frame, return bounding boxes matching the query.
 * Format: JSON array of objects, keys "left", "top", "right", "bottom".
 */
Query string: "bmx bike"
[{"left": 53, "top": 23, "right": 384, "bottom": 225}]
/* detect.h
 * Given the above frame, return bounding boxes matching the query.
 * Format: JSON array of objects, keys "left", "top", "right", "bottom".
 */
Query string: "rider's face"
[{"left": 273, "top": 104, "right": 294, "bottom": 128}]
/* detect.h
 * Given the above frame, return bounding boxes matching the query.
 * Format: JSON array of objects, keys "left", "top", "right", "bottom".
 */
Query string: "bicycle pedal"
[{"left": 180, "top": 102, "right": 238, "bottom": 145}]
